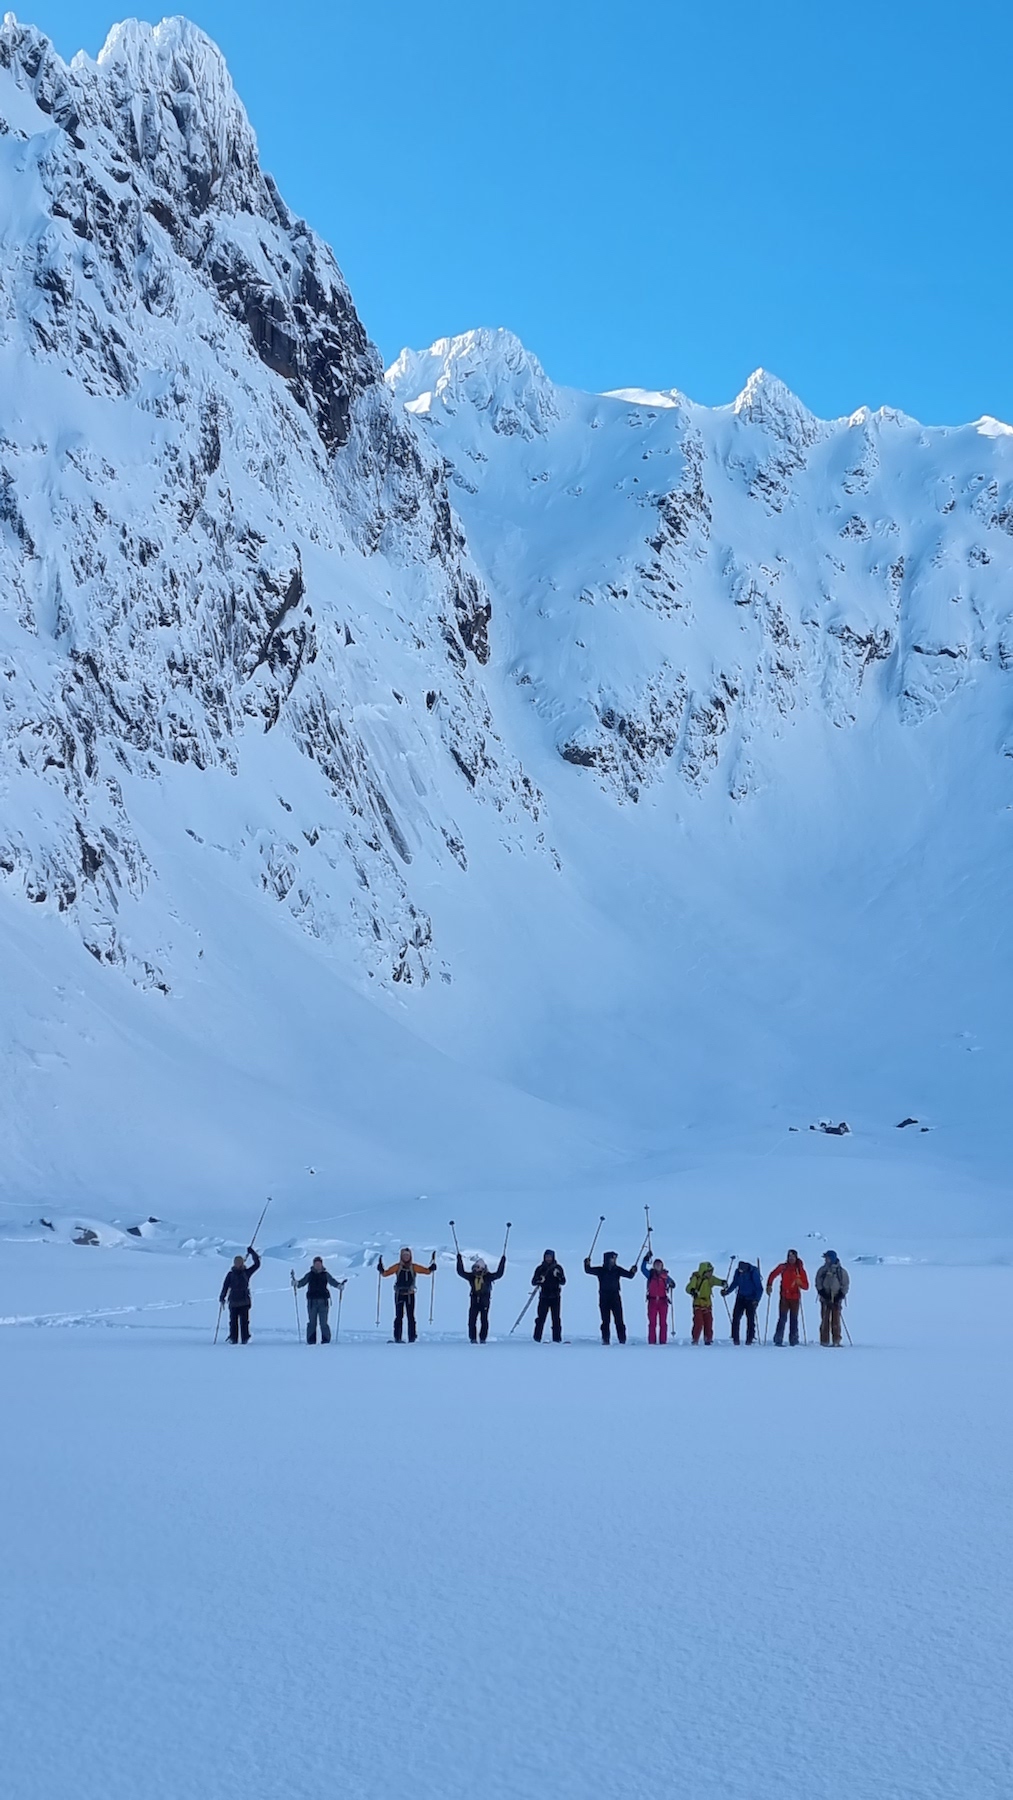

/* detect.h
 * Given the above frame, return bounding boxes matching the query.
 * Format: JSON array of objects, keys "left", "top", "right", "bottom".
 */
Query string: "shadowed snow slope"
[{"left": 0, "top": 21, "right": 1011, "bottom": 1243}]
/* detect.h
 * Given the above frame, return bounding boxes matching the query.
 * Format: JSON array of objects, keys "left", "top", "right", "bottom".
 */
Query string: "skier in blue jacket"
[{"left": 722, "top": 1260, "right": 763, "bottom": 1345}]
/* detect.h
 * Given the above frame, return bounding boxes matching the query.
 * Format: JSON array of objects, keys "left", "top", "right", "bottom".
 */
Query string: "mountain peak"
[
  {"left": 387, "top": 328, "right": 559, "bottom": 438},
  {"left": 732, "top": 367, "right": 824, "bottom": 444}
]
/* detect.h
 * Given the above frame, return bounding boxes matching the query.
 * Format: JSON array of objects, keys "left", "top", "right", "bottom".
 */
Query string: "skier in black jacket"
[
  {"left": 456, "top": 1252, "right": 507, "bottom": 1343},
  {"left": 219, "top": 1247, "right": 262, "bottom": 1344},
  {"left": 294, "top": 1257, "right": 345, "bottom": 1344},
  {"left": 531, "top": 1250, "right": 566, "bottom": 1343},
  {"left": 584, "top": 1250, "right": 637, "bottom": 1344}
]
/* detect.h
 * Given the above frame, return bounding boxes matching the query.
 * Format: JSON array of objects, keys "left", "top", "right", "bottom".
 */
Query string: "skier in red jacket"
[{"left": 766, "top": 1249, "right": 809, "bottom": 1345}]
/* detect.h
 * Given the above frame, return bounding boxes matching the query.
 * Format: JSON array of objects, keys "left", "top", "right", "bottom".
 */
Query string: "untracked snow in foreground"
[{"left": 2, "top": 1246, "right": 1010, "bottom": 1800}]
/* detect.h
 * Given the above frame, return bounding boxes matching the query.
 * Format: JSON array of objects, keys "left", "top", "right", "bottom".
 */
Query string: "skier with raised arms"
[
  {"left": 456, "top": 1250, "right": 507, "bottom": 1343},
  {"left": 218, "top": 1247, "right": 261, "bottom": 1345},
  {"left": 378, "top": 1246, "right": 436, "bottom": 1343},
  {"left": 584, "top": 1249, "right": 638, "bottom": 1344}
]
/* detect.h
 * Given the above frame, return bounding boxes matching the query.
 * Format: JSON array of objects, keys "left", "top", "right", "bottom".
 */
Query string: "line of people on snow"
[
  {"left": 217, "top": 1245, "right": 852, "bottom": 1346},
  {"left": 219, "top": 1241, "right": 851, "bottom": 1347}
]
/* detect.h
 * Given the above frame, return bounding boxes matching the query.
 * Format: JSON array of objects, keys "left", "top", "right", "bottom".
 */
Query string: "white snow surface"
[
  {"left": 0, "top": 21, "right": 1009, "bottom": 1258},
  {"left": 2, "top": 1242, "right": 1011, "bottom": 1800}
]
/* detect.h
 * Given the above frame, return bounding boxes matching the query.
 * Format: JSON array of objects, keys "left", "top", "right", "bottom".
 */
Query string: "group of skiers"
[{"left": 218, "top": 1239, "right": 851, "bottom": 1347}]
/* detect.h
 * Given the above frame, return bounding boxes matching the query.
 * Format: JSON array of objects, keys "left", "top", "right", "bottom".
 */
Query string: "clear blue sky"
[{"left": 30, "top": 0, "right": 1013, "bottom": 422}]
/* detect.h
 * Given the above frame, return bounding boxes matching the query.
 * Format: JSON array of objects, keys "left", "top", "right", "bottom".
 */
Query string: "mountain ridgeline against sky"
[{"left": 1, "top": 17, "right": 1011, "bottom": 1236}]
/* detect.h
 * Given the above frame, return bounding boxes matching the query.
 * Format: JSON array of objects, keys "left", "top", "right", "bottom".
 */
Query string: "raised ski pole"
[
  {"left": 335, "top": 1280, "right": 346, "bottom": 1342},
  {"left": 587, "top": 1214, "right": 605, "bottom": 1261},
  {"left": 429, "top": 1250, "right": 437, "bottom": 1325},
  {"left": 449, "top": 1220, "right": 462, "bottom": 1257},
  {"left": 501, "top": 1220, "right": 512, "bottom": 1258},
  {"left": 510, "top": 1288, "right": 538, "bottom": 1334},
  {"left": 248, "top": 1196, "right": 271, "bottom": 1252},
  {"left": 290, "top": 1269, "right": 302, "bottom": 1341}
]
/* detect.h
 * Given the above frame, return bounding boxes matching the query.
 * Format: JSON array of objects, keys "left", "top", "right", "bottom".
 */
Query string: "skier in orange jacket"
[
  {"left": 766, "top": 1249, "right": 809, "bottom": 1345},
  {"left": 378, "top": 1247, "right": 436, "bottom": 1343}
]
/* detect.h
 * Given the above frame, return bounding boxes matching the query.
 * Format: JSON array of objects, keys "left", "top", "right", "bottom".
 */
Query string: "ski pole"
[
  {"left": 798, "top": 1294, "right": 808, "bottom": 1345},
  {"left": 842, "top": 1306, "right": 853, "bottom": 1347},
  {"left": 763, "top": 1288, "right": 771, "bottom": 1344},
  {"left": 587, "top": 1214, "right": 605, "bottom": 1260},
  {"left": 644, "top": 1203, "right": 653, "bottom": 1251},
  {"left": 375, "top": 1256, "right": 383, "bottom": 1328},
  {"left": 248, "top": 1196, "right": 271, "bottom": 1252},
  {"left": 510, "top": 1288, "right": 538, "bottom": 1334},
  {"left": 429, "top": 1250, "right": 437, "bottom": 1324},
  {"left": 213, "top": 1301, "right": 223, "bottom": 1345},
  {"left": 501, "top": 1220, "right": 512, "bottom": 1258},
  {"left": 449, "top": 1219, "right": 461, "bottom": 1256},
  {"left": 290, "top": 1270, "right": 302, "bottom": 1341},
  {"left": 721, "top": 1258, "right": 734, "bottom": 1330},
  {"left": 336, "top": 1281, "right": 346, "bottom": 1342}
]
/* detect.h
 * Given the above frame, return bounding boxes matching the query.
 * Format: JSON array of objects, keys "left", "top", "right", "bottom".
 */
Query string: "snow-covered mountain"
[{"left": 1, "top": 19, "right": 1010, "bottom": 1244}]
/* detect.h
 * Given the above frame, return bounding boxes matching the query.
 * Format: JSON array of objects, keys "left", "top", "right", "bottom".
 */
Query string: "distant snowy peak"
[
  {"left": 386, "top": 328, "right": 560, "bottom": 439},
  {"left": 732, "top": 367, "right": 826, "bottom": 449}
]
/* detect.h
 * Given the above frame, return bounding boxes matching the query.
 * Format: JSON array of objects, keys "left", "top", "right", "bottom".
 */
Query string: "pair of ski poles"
[
  {"left": 290, "top": 1270, "right": 347, "bottom": 1342},
  {"left": 213, "top": 1195, "right": 271, "bottom": 1344},
  {"left": 374, "top": 1250, "right": 437, "bottom": 1327}
]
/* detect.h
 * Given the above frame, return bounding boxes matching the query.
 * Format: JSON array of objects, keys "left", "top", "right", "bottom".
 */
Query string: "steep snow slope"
[{"left": 0, "top": 19, "right": 1010, "bottom": 1241}]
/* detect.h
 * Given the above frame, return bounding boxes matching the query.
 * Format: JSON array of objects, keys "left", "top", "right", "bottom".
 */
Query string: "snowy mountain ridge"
[
  {"left": 388, "top": 325, "right": 1013, "bottom": 804},
  {"left": 1, "top": 18, "right": 1011, "bottom": 1241}
]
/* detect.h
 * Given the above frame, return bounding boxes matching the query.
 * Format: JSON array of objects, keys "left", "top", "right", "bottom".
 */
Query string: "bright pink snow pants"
[{"left": 648, "top": 1295, "right": 668, "bottom": 1343}]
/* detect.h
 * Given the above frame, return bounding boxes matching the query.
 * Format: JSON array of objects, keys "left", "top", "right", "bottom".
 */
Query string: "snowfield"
[
  {"left": 2, "top": 1239, "right": 1010, "bottom": 1800},
  {"left": 0, "top": 17, "right": 1010, "bottom": 1796}
]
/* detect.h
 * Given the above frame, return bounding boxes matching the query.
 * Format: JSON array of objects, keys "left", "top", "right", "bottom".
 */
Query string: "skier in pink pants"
[{"left": 641, "top": 1254, "right": 675, "bottom": 1344}]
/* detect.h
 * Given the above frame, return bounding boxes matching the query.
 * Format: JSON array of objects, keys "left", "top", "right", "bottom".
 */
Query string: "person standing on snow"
[
  {"left": 294, "top": 1256, "right": 345, "bottom": 1344},
  {"left": 456, "top": 1250, "right": 507, "bottom": 1343},
  {"left": 686, "top": 1260, "right": 723, "bottom": 1343},
  {"left": 815, "top": 1250, "right": 850, "bottom": 1345},
  {"left": 219, "top": 1246, "right": 262, "bottom": 1345},
  {"left": 766, "top": 1249, "right": 809, "bottom": 1345},
  {"left": 722, "top": 1259, "right": 763, "bottom": 1345},
  {"left": 378, "top": 1247, "right": 436, "bottom": 1343},
  {"left": 584, "top": 1250, "right": 638, "bottom": 1344},
  {"left": 531, "top": 1250, "right": 566, "bottom": 1343},
  {"left": 641, "top": 1253, "right": 675, "bottom": 1344}
]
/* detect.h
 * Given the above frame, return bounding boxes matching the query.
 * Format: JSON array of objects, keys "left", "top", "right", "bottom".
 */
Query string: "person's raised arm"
[
  {"left": 456, "top": 1253, "right": 467, "bottom": 1279},
  {"left": 492, "top": 1255, "right": 506, "bottom": 1280},
  {"left": 247, "top": 1247, "right": 261, "bottom": 1275}
]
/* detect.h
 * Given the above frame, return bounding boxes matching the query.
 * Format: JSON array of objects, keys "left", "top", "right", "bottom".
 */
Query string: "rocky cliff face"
[{"left": 0, "top": 18, "right": 539, "bottom": 996}]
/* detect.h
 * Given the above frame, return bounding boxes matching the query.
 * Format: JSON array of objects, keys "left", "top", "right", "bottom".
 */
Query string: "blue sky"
[{"left": 32, "top": 0, "right": 1013, "bottom": 422}]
